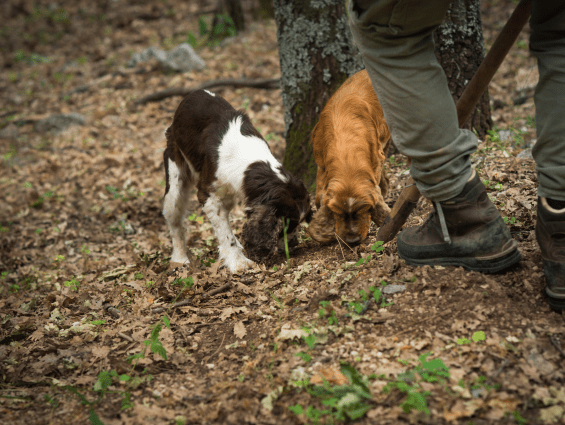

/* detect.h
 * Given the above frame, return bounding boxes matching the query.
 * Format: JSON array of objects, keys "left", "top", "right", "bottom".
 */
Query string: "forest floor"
[{"left": 1, "top": 1, "right": 564, "bottom": 424}]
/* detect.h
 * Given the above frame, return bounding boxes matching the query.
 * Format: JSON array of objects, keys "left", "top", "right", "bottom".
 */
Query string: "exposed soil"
[{"left": 1, "top": 1, "right": 564, "bottom": 424}]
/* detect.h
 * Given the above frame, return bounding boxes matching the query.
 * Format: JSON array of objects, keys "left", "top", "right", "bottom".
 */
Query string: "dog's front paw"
[
  {"left": 170, "top": 252, "right": 190, "bottom": 266},
  {"left": 222, "top": 249, "right": 253, "bottom": 274}
]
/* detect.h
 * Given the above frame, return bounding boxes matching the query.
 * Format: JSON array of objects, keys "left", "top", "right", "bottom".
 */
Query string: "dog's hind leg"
[
  {"left": 163, "top": 149, "right": 193, "bottom": 265},
  {"left": 202, "top": 193, "right": 252, "bottom": 273}
]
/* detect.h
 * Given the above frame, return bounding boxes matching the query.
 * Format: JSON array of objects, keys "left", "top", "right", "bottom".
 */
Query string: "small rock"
[
  {"left": 164, "top": 43, "right": 206, "bottom": 72},
  {"left": 127, "top": 43, "right": 205, "bottom": 72},
  {"left": 34, "top": 113, "right": 85, "bottom": 135},
  {"left": 382, "top": 284, "right": 406, "bottom": 295},
  {"left": 517, "top": 148, "right": 533, "bottom": 159},
  {"left": 498, "top": 130, "right": 513, "bottom": 142}
]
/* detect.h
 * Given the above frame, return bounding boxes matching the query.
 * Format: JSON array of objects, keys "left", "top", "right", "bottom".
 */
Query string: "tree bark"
[
  {"left": 273, "top": 0, "right": 364, "bottom": 189},
  {"left": 224, "top": 0, "right": 245, "bottom": 32},
  {"left": 434, "top": 0, "right": 492, "bottom": 138}
]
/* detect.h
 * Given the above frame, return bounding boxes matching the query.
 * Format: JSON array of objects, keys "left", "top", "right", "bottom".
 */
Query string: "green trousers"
[{"left": 348, "top": 0, "right": 565, "bottom": 202}]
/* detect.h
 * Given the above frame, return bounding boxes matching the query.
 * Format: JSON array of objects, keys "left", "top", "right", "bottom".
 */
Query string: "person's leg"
[
  {"left": 348, "top": 0, "right": 521, "bottom": 272},
  {"left": 530, "top": 0, "right": 565, "bottom": 310},
  {"left": 348, "top": 0, "right": 476, "bottom": 201}
]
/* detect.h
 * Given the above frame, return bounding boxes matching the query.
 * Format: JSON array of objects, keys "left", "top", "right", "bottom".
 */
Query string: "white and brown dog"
[
  {"left": 163, "top": 89, "right": 312, "bottom": 273},
  {"left": 308, "top": 70, "right": 391, "bottom": 244}
]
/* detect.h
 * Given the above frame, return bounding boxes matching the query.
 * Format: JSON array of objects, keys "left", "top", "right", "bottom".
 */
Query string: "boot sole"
[
  {"left": 547, "top": 296, "right": 565, "bottom": 312},
  {"left": 399, "top": 240, "right": 522, "bottom": 273},
  {"left": 546, "top": 288, "right": 565, "bottom": 312}
]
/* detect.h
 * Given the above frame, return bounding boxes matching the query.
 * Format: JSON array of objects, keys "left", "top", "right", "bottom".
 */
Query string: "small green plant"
[
  {"left": 318, "top": 301, "right": 338, "bottom": 325},
  {"left": 295, "top": 351, "right": 312, "bottom": 363},
  {"left": 355, "top": 255, "right": 371, "bottom": 266},
  {"left": 289, "top": 363, "right": 374, "bottom": 423},
  {"left": 14, "top": 50, "right": 51, "bottom": 65},
  {"left": 503, "top": 216, "right": 520, "bottom": 225},
  {"left": 31, "top": 190, "right": 54, "bottom": 208},
  {"left": 512, "top": 409, "right": 528, "bottom": 424},
  {"left": 64, "top": 277, "right": 80, "bottom": 291},
  {"left": 282, "top": 217, "right": 290, "bottom": 261},
  {"left": 130, "top": 277, "right": 193, "bottom": 365},
  {"left": 187, "top": 31, "right": 198, "bottom": 47},
  {"left": 525, "top": 115, "right": 536, "bottom": 129},
  {"left": 134, "top": 272, "right": 143, "bottom": 280},
  {"left": 187, "top": 213, "right": 204, "bottom": 224},
  {"left": 302, "top": 333, "right": 317, "bottom": 350},
  {"left": 383, "top": 353, "right": 450, "bottom": 416},
  {"left": 201, "top": 258, "right": 216, "bottom": 267},
  {"left": 370, "top": 240, "right": 384, "bottom": 253},
  {"left": 105, "top": 185, "right": 122, "bottom": 199}
]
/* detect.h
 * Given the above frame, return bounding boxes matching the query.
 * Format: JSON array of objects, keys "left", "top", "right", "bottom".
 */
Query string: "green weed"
[
  {"left": 289, "top": 363, "right": 374, "bottom": 423},
  {"left": 64, "top": 277, "right": 80, "bottom": 292},
  {"left": 383, "top": 353, "right": 450, "bottom": 416}
]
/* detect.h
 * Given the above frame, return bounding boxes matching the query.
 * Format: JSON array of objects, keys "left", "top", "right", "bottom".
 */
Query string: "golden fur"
[{"left": 308, "top": 69, "right": 391, "bottom": 244}]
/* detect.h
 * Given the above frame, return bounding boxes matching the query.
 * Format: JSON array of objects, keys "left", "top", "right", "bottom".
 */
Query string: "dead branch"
[
  {"left": 152, "top": 298, "right": 192, "bottom": 314},
  {"left": 134, "top": 77, "right": 280, "bottom": 105},
  {"left": 202, "top": 281, "right": 233, "bottom": 298}
]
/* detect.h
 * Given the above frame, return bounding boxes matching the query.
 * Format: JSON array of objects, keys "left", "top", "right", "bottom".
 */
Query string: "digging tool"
[{"left": 376, "top": 0, "right": 532, "bottom": 244}]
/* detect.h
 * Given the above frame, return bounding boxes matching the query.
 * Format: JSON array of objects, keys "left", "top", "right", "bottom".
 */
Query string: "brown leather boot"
[
  {"left": 397, "top": 172, "right": 521, "bottom": 273},
  {"left": 536, "top": 197, "right": 565, "bottom": 311}
]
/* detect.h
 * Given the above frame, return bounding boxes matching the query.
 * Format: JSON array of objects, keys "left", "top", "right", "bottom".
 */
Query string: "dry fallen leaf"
[
  {"left": 310, "top": 366, "right": 349, "bottom": 386},
  {"left": 234, "top": 320, "right": 246, "bottom": 339}
]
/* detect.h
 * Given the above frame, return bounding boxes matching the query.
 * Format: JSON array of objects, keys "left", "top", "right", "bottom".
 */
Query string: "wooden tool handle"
[{"left": 376, "top": 0, "right": 532, "bottom": 244}]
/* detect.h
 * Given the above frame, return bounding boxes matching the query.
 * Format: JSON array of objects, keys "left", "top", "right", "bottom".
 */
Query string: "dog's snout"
[{"left": 345, "top": 235, "right": 360, "bottom": 243}]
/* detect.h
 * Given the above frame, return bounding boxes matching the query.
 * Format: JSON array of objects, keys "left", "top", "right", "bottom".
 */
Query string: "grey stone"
[
  {"left": 382, "top": 284, "right": 406, "bottom": 295},
  {"left": 34, "top": 113, "right": 85, "bottom": 135},
  {"left": 517, "top": 148, "right": 533, "bottom": 159},
  {"left": 163, "top": 43, "right": 206, "bottom": 72},
  {"left": 126, "top": 44, "right": 205, "bottom": 72},
  {"left": 498, "top": 130, "right": 513, "bottom": 142}
]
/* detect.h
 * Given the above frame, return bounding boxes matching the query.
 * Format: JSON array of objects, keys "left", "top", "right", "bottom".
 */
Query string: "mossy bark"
[
  {"left": 434, "top": 0, "right": 493, "bottom": 138},
  {"left": 273, "top": 0, "right": 364, "bottom": 189}
]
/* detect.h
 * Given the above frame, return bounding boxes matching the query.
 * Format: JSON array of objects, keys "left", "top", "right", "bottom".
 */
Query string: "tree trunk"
[
  {"left": 256, "top": 0, "right": 275, "bottom": 20},
  {"left": 434, "top": 0, "right": 492, "bottom": 138},
  {"left": 224, "top": 0, "right": 245, "bottom": 32},
  {"left": 273, "top": 0, "right": 364, "bottom": 189}
]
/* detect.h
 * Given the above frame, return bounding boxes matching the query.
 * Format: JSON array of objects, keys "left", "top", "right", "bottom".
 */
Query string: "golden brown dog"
[{"left": 308, "top": 69, "right": 391, "bottom": 244}]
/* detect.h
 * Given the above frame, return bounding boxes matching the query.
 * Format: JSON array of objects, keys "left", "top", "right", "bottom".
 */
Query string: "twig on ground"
[
  {"left": 118, "top": 332, "right": 134, "bottom": 342},
  {"left": 152, "top": 299, "right": 192, "bottom": 314},
  {"left": 335, "top": 233, "right": 355, "bottom": 253},
  {"left": 103, "top": 304, "right": 121, "bottom": 318},
  {"left": 202, "top": 281, "right": 232, "bottom": 298},
  {"left": 210, "top": 333, "right": 227, "bottom": 359},
  {"left": 334, "top": 233, "right": 346, "bottom": 260},
  {"left": 134, "top": 78, "right": 280, "bottom": 105}
]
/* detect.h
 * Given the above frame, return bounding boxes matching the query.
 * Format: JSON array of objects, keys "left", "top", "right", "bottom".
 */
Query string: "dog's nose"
[{"left": 345, "top": 236, "right": 360, "bottom": 244}]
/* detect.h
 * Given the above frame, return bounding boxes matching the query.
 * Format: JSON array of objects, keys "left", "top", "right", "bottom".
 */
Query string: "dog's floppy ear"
[
  {"left": 307, "top": 204, "right": 336, "bottom": 244},
  {"left": 242, "top": 205, "right": 283, "bottom": 262}
]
